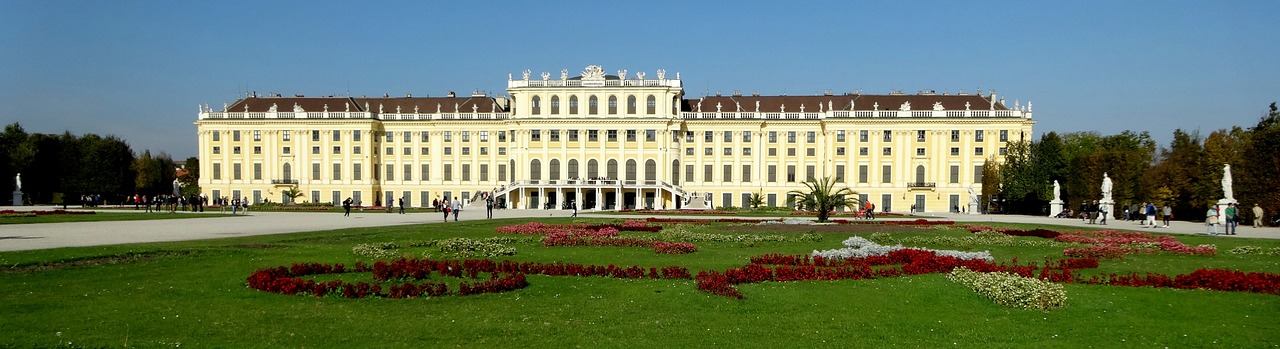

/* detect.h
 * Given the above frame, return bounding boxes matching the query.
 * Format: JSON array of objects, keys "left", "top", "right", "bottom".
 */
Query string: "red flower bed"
[
  {"left": 247, "top": 258, "right": 692, "bottom": 299},
  {"left": 1083, "top": 269, "right": 1280, "bottom": 294},
  {"left": 1064, "top": 246, "right": 1131, "bottom": 259},
  {"left": 830, "top": 219, "right": 955, "bottom": 226},
  {"left": 0, "top": 209, "right": 96, "bottom": 216},
  {"left": 495, "top": 222, "right": 659, "bottom": 235},
  {"left": 619, "top": 209, "right": 736, "bottom": 215}
]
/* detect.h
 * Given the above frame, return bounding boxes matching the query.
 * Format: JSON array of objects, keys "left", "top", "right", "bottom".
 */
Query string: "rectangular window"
[
  {"left": 742, "top": 165, "right": 752, "bottom": 183},
  {"left": 999, "top": 130, "right": 1008, "bottom": 142},
  {"left": 646, "top": 130, "right": 656, "bottom": 142},
  {"left": 496, "top": 131, "right": 505, "bottom": 142},
  {"left": 421, "top": 164, "right": 430, "bottom": 181},
  {"left": 724, "top": 147, "right": 732, "bottom": 156},
  {"left": 806, "top": 165, "right": 815, "bottom": 181},
  {"left": 742, "top": 193, "right": 751, "bottom": 209},
  {"left": 975, "top": 130, "right": 985, "bottom": 142},
  {"left": 768, "top": 148, "right": 777, "bottom": 156},
  {"left": 859, "top": 130, "right": 868, "bottom": 142},
  {"left": 684, "top": 131, "right": 694, "bottom": 143},
  {"left": 858, "top": 165, "right": 868, "bottom": 183},
  {"left": 704, "top": 147, "right": 713, "bottom": 156},
  {"left": 444, "top": 147, "right": 452, "bottom": 155},
  {"left": 806, "top": 131, "right": 816, "bottom": 143},
  {"left": 743, "top": 148, "right": 752, "bottom": 156},
  {"left": 723, "top": 131, "right": 732, "bottom": 143},
  {"left": 403, "top": 147, "right": 411, "bottom": 155},
  {"left": 685, "top": 164, "right": 694, "bottom": 183},
  {"left": 723, "top": 164, "right": 732, "bottom": 182},
  {"left": 588, "top": 130, "right": 599, "bottom": 141},
  {"left": 882, "top": 130, "right": 892, "bottom": 142},
  {"left": 212, "top": 163, "right": 221, "bottom": 180},
  {"left": 462, "top": 164, "right": 471, "bottom": 181},
  {"left": 462, "top": 147, "right": 470, "bottom": 155},
  {"left": 916, "top": 148, "right": 925, "bottom": 156},
  {"left": 917, "top": 130, "right": 926, "bottom": 142},
  {"left": 480, "top": 164, "right": 488, "bottom": 182},
  {"left": 385, "top": 131, "right": 394, "bottom": 142},
  {"left": 253, "top": 163, "right": 262, "bottom": 180},
  {"left": 332, "top": 130, "right": 340, "bottom": 142},
  {"left": 767, "top": 165, "right": 777, "bottom": 182},
  {"left": 607, "top": 130, "right": 618, "bottom": 142},
  {"left": 975, "top": 147, "right": 984, "bottom": 156},
  {"left": 704, "top": 131, "right": 713, "bottom": 142},
  {"left": 333, "top": 146, "right": 340, "bottom": 154},
  {"left": 787, "top": 148, "right": 796, "bottom": 157},
  {"left": 385, "top": 147, "right": 393, "bottom": 156},
  {"left": 282, "top": 147, "right": 290, "bottom": 155},
  {"left": 768, "top": 193, "right": 777, "bottom": 207},
  {"left": 498, "top": 164, "right": 507, "bottom": 181},
  {"left": 787, "top": 131, "right": 797, "bottom": 143},
  {"left": 461, "top": 131, "right": 470, "bottom": 142},
  {"left": 836, "top": 147, "right": 845, "bottom": 156},
  {"left": 386, "top": 164, "right": 395, "bottom": 181},
  {"left": 312, "top": 130, "right": 320, "bottom": 142},
  {"left": 974, "top": 165, "right": 984, "bottom": 183},
  {"left": 626, "top": 130, "right": 637, "bottom": 142},
  {"left": 549, "top": 130, "right": 560, "bottom": 141},
  {"left": 950, "top": 147, "right": 960, "bottom": 156},
  {"left": 480, "top": 147, "right": 488, "bottom": 155},
  {"left": 421, "top": 147, "right": 429, "bottom": 155},
  {"left": 443, "top": 164, "right": 453, "bottom": 181},
  {"left": 353, "top": 130, "right": 361, "bottom": 142},
  {"left": 353, "top": 146, "right": 361, "bottom": 155},
  {"left": 233, "top": 163, "right": 242, "bottom": 180},
  {"left": 233, "top": 146, "right": 241, "bottom": 154},
  {"left": 402, "top": 131, "right": 411, "bottom": 142},
  {"left": 951, "top": 130, "right": 960, "bottom": 142},
  {"left": 480, "top": 131, "right": 489, "bottom": 142},
  {"left": 282, "top": 130, "right": 291, "bottom": 141},
  {"left": 529, "top": 130, "right": 539, "bottom": 142},
  {"left": 836, "top": 130, "right": 845, "bottom": 142},
  {"left": 332, "top": 163, "right": 342, "bottom": 181},
  {"left": 835, "top": 165, "right": 845, "bottom": 182},
  {"left": 353, "top": 163, "right": 362, "bottom": 181},
  {"left": 786, "top": 165, "right": 796, "bottom": 182},
  {"left": 333, "top": 191, "right": 341, "bottom": 207},
  {"left": 568, "top": 130, "right": 578, "bottom": 141},
  {"left": 212, "top": 146, "right": 220, "bottom": 154},
  {"left": 949, "top": 165, "right": 960, "bottom": 184},
  {"left": 311, "top": 190, "right": 319, "bottom": 204},
  {"left": 312, "top": 146, "right": 319, "bottom": 154},
  {"left": 233, "top": 130, "right": 241, "bottom": 141},
  {"left": 882, "top": 165, "right": 892, "bottom": 183},
  {"left": 859, "top": 147, "right": 868, "bottom": 156},
  {"left": 743, "top": 132, "right": 752, "bottom": 142},
  {"left": 723, "top": 193, "right": 732, "bottom": 208},
  {"left": 498, "top": 147, "right": 506, "bottom": 155},
  {"left": 312, "top": 163, "right": 320, "bottom": 180},
  {"left": 444, "top": 131, "right": 453, "bottom": 142},
  {"left": 703, "top": 164, "right": 713, "bottom": 182},
  {"left": 253, "top": 146, "right": 261, "bottom": 154},
  {"left": 882, "top": 147, "right": 891, "bottom": 156},
  {"left": 768, "top": 131, "right": 777, "bottom": 143},
  {"left": 212, "top": 132, "right": 220, "bottom": 142},
  {"left": 999, "top": 147, "right": 1008, "bottom": 156},
  {"left": 686, "top": 148, "right": 694, "bottom": 156},
  {"left": 806, "top": 148, "right": 815, "bottom": 156}
]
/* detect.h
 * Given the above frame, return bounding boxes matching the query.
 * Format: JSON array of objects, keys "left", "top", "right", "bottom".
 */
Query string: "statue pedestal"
[
  {"left": 1049, "top": 199, "right": 1063, "bottom": 217},
  {"left": 11, "top": 191, "right": 22, "bottom": 206},
  {"left": 1099, "top": 199, "right": 1114, "bottom": 220},
  {"left": 1217, "top": 198, "right": 1237, "bottom": 206},
  {"left": 968, "top": 202, "right": 980, "bottom": 215}
]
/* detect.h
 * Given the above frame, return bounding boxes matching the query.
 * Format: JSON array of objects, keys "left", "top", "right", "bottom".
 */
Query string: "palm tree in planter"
[
  {"left": 787, "top": 176, "right": 860, "bottom": 222},
  {"left": 280, "top": 185, "right": 305, "bottom": 205}
]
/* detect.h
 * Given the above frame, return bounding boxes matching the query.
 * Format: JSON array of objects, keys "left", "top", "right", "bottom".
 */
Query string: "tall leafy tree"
[
  {"left": 178, "top": 156, "right": 201, "bottom": 196},
  {"left": 1238, "top": 102, "right": 1280, "bottom": 222},
  {"left": 981, "top": 157, "right": 1001, "bottom": 213}
]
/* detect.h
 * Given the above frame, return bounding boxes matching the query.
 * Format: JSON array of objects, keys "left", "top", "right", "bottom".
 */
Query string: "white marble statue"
[
  {"left": 14, "top": 173, "right": 20, "bottom": 191},
  {"left": 968, "top": 187, "right": 978, "bottom": 205},
  {"left": 1222, "top": 164, "right": 1234, "bottom": 201},
  {"left": 1100, "top": 173, "right": 1113, "bottom": 201},
  {"left": 1053, "top": 180, "right": 1061, "bottom": 201},
  {"left": 172, "top": 178, "right": 181, "bottom": 196}
]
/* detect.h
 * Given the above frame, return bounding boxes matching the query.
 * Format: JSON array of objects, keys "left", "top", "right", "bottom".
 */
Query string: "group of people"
[
  {"left": 1204, "top": 203, "right": 1264, "bottom": 235},
  {"left": 1077, "top": 200, "right": 1109, "bottom": 225},
  {"left": 129, "top": 194, "right": 209, "bottom": 213}
]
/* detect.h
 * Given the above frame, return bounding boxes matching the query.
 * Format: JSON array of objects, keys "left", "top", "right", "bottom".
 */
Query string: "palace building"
[{"left": 195, "top": 65, "right": 1035, "bottom": 213}]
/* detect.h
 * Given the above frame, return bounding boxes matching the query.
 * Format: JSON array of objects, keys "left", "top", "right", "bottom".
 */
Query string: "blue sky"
[{"left": 1, "top": 1, "right": 1277, "bottom": 158}]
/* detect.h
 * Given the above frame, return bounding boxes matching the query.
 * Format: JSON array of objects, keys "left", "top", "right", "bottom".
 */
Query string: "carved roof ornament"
[
  {"left": 780, "top": 104, "right": 786, "bottom": 113},
  {"left": 223, "top": 102, "right": 228, "bottom": 112},
  {"left": 899, "top": 101, "right": 911, "bottom": 111},
  {"left": 676, "top": 72, "right": 680, "bottom": 79},
  {"left": 268, "top": 103, "right": 278, "bottom": 112},
  {"left": 396, "top": 105, "right": 401, "bottom": 113},
  {"left": 716, "top": 102, "right": 722, "bottom": 112},
  {"left": 414, "top": 105, "right": 419, "bottom": 113},
  {"left": 636, "top": 71, "right": 645, "bottom": 80},
  {"left": 656, "top": 69, "right": 665, "bottom": 80},
  {"left": 965, "top": 101, "right": 971, "bottom": 110},
  {"left": 522, "top": 69, "right": 531, "bottom": 80},
  {"left": 364, "top": 102, "right": 369, "bottom": 111},
  {"left": 244, "top": 104, "right": 249, "bottom": 112},
  {"left": 755, "top": 101, "right": 760, "bottom": 112},
  {"left": 472, "top": 104, "right": 478, "bottom": 113},
  {"left": 800, "top": 104, "right": 805, "bottom": 113},
  {"left": 735, "top": 101, "right": 742, "bottom": 111},
  {"left": 618, "top": 70, "right": 627, "bottom": 80},
  {"left": 541, "top": 71, "right": 550, "bottom": 80},
  {"left": 378, "top": 103, "right": 384, "bottom": 113},
  {"left": 293, "top": 103, "right": 304, "bottom": 113},
  {"left": 828, "top": 100, "right": 833, "bottom": 112},
  {"left": 1027, "top": 101, "right": 1033, "bottom": 112},
  {"left": 323, "top": 104, "right": 329, "bottom": 112},
  {"left": 345, "top": 102, "right": 350, "bottom": 112},
  {"left": 437, "top": 103, "right": 441, "bottom": 113},
  {"left": 933, "top": 102, "right": 944, "bottom": 111},
  {"left": 818, "top": 103, "right": 823, "bottom": 113},
  {"left": 455, "top": 103, "right": 460, "bottom": 112},
  {"left": 581, "top": 65, "right": 606, "bottom": 80},
  {"left": 560, "top": 69, "right": 568, "bottom": 80},
  {"left": 873, "top": 102, "right": 879, "bottom": 111}
]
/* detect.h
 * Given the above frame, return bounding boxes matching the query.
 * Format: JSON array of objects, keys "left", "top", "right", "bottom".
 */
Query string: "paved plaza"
[{"left": 0, "top": 206, "right": 1275, "bottom": 252}]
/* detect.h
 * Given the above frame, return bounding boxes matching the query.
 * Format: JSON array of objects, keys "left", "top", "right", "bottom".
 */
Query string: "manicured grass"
[
  {"left": 0, "top": 211, "right": 237, "bottom": 225},
  {"left": 1, "top": 219, "right": 1277, "bottom": 348}
]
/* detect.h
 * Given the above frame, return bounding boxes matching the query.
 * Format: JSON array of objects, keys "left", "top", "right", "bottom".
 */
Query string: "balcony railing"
[
  {"left": 907, "top": 182, "right": 936, "bottom": 189},
  {"left": 271, "top": 179, "right": 298, "bottom": 185}
]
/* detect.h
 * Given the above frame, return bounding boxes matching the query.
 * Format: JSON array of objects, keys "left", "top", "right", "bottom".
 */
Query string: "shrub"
[{"left": 948, "top": 267, "right": 1067, "bottom": 311}]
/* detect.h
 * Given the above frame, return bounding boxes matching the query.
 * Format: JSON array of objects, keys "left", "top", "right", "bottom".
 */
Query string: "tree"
[
  {"left": 281, "top": 185, "right": 304, "bottom": 204},
  {"left": 787, "top": 176, "right": 859, "bottom": 222},
  {"left": 980, "top": 157, "right": 1001, "bottom": 213},
  {"left": 749, "top": 191, "right": 765, "bottom": 209},
  {"left": 178, "top": 156, "right": 201, "bottom": 196},
  {"left": 998, "top": 139, "right": 1044, "bottom": 214},
  {"left": 1238, "top": 102, "right": 1280, "bottom": 222}
]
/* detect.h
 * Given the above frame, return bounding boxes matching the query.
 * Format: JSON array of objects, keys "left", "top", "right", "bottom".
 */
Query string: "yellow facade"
[{"left": 196, "top": 65, "right": 1034, "bottom": 213}]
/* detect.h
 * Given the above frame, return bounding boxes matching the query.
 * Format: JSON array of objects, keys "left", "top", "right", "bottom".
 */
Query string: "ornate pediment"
[{"left": 581, "top": 65, "right": 606, "bottom": 80}]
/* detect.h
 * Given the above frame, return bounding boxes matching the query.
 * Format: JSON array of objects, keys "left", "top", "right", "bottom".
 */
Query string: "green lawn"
[
  {"left": 1, "top": 219, "right": 1277, "bottom": 348},
  {"left": 0, "top": 211, "right": 237, "bottom": 225}
]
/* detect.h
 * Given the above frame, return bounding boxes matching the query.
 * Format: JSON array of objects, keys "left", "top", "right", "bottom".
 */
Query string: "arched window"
[
  {"left": 644, "top": 159, "right": 656, "bottom": 181},
  {"left": 569, "top": 96, "right": 579, "bottom": 114},
  {"left": 588, "top": 96, "right": 598, "bottom": 115},
  {"left": 671, "top": 160, "right": 680, "bottom": 185},
  {"left": 587, "top": 159, "right": 599, "bottom": 179},
  {"left": 646, "top": 95, "right": 657, "bottom": 114},
  {"left": 550, "top": 96, "right": 560, "bottom": 115},
  {"left": 915, "top": 165, "right": 925, "bottom": 183},
  {"left": 282, "top": 163, "right": 292, "bottom": 181},
  {"left": 549, "top": 159, "right": 561, "bottom": 180},
  {"left": 531, "top": 96, "right": 541, "bottom": 115},
  {"left": 607, "top": 96, "right": 618, "bottom": 114},
  {"left": 626, "top": 95, "right": 637, "bottom": 114},
  {"left": 510, "top": 159, "right": 516, "bottom": 180},
  {"left": 530, "top": 159, "right": 542, "bottom": 180},
  {"left": 607, "top": 159, "right": 619, "bottom": 180},
  {"left": 626, "top": 159, "right": 638, "bottom": 181},
  {"left": 568, "top": 159, "right": 580, "bottom": 179}
]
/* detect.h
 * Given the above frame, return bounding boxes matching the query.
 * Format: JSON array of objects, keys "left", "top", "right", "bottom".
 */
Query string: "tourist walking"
[
  {"left": 485, "top": 195, "right": 494, "bottom": 219},
  {"left": 342, "top": 197, "right": 352, "bottom": 217},
  {"left": 1225, "top": 203, "right": 1238, "bottom": 235},
  {"left": 1098, "top": 204, "right": 1108, "bottom": 225},
  {"left": 442, "top": 197, "right": 451, "bottom": 221},
  {"left": 1206, "top": 205, "right": 1220, "bottom": 236},
  {"left": 398, "top": 198, "right": 405, "bottom": 214},
  {"left": 451, "top": 198, "right": 461, "bottom": 222},
  {"left": 1145, "top": 202, "right": 1157, "bottom": 228},
  {"left": 1254, "top": 204, "right": 1265, "bottom": 228},
  {"left": 231, "top": 197, "right": 239, "bottom": 215},
  {"left": 1162, "top": 204, "right": 1172, "bottom": 228}
]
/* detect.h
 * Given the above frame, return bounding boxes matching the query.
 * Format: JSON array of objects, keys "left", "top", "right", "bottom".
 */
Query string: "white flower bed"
[
  {"left": 811, "top": 236, "right": 993, "bottom": 261},
  {"left": 947, "top": 267, "right": 1066, "bottom": 311}
]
